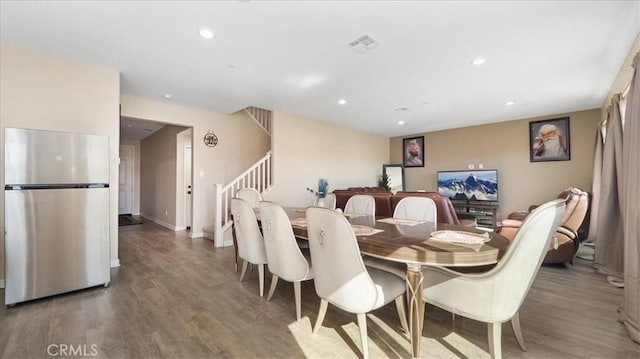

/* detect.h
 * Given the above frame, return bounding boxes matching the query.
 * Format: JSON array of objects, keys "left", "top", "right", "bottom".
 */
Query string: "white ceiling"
[
  {"left": 1, "top": 1, "right": 638, "bottom": 137},
  {"left": 120, "top": 117, "right": 167, "bottom": 141}
]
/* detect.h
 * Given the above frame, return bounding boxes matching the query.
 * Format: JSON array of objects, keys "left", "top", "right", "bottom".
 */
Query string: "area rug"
[{"left": 118, "top": 214, "right": 143, "bottom": 226}]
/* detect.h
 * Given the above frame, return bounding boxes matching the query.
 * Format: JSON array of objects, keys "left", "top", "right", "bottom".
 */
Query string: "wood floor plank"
[{"left": 1, "top": 219, "right": 638, "bottom": 358}]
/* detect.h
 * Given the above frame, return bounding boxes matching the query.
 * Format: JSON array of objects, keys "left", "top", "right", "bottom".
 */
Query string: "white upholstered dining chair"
[
  {"left": 230, "top": 198, "right": 268, "bottom": 297},
  {"left": 393, "top": 196, "right": 437, "bottom": 223},
  {"left": 306, "top": 207, "right": 409, "bottom": 359},
  {"left": 259, "top": 201, "right": 314, "bottom": 321},
  {"left": 422, "top": 199, "right": 566, "bottom": 359},
  {"left": 236, "top": 187, "right": 262, "bottom": 208},
  {"left": 313, "top": 193, "right": 336, "bottom": 210},
  {"left": 364, "top": 196, "right": 437, "bottom": 279},
  {"left": 344, "top": 194, "right": 375, "bottom": 216}
]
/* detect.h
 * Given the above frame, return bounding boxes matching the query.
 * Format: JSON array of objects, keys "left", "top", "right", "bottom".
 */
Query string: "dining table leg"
[{"left": 406, "top": 263, "right": 424, "bottom": 358}]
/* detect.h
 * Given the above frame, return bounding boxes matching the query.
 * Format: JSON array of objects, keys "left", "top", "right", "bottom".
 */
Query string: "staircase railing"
[
  {"left": 244, "top": 106, "right": 271, "bottom": 135},
  {"left": 213, "top": 151, "right": 272, "bottom": 247}
]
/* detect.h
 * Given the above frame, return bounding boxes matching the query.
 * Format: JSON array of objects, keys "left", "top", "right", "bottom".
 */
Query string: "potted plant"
[
  {"left": 307, "top": 178, "right": 329, "bottom": 206},
  {"left": 378, "top": 173, "right": 391, "bottom": 192}
]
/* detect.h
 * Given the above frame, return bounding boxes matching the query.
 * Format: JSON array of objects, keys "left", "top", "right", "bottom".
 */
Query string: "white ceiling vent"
[{"left": 348, "top": 34, "right": 379, "bottom": 53}]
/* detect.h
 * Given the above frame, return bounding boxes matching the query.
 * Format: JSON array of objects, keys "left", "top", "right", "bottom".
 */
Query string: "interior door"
[
  {"left": 184, "top": 145, "right": 192, "bottom": 230},
  {"left": 119, "top": 145, "right": 134, "bottom": 215}
]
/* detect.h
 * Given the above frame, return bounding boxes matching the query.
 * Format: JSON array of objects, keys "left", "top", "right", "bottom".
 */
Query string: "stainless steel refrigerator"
[{"left": 4, "top": 128, "right": 110, "bottom": 305}]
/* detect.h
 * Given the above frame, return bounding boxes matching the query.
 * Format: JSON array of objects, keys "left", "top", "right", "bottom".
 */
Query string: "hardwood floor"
[{"left": 1, "top": 219, "right": 638, "bottom": 358}]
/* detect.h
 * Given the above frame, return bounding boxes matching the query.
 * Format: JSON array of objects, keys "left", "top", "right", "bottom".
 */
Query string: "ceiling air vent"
[{"left": 348, "top": 34, "right": 379, "bottom": 53}]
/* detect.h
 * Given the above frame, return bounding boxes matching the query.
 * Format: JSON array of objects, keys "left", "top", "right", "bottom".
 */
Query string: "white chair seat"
[
  {"left": 368, "top": 266, "right": 406, "bottom": 308},
  {"left": 363, "top": 257, "right": 406, "bottom": 279}
]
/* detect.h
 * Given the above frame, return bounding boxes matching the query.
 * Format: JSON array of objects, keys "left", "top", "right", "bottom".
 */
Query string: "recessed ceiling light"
[
  {"left": 397, "top": 121, "right": 405, "bottom": 125},
  {"left": 504, "top": 101, "right": 515, "bottom": 106},
  {"left": 338, "top": 99, "right": 347, "bottom": 105},
  {"left": 199, "top": 28, "right": 215, "bottom": 39},
  {"left": 164, "top": 93, "right": 173, "bottom": 100},
  {"left": 472, "top": 58, "right": 486, "bottom": 65}
]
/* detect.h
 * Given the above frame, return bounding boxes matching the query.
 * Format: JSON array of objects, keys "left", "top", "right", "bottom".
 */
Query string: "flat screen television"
[{"left": 437, "top": 169, "right": 498, "bottom": 202}]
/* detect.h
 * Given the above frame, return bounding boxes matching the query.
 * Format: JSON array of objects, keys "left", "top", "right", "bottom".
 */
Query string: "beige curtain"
[
  {"left": 585, "top": 125, "right": 604, "bottom": 245},
  {"left": 621, "top": 52, "right": 639, "bottom": 344},
  {"left": 593, "top": 95, "right": 625, "bottom": 280}
]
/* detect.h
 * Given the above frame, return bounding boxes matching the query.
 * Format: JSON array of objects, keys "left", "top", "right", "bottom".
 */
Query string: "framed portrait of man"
[
  {"left": 403, "top": 136, "right": 424, "bottom": 167},
  {"left": 529, "top": 117, "right": 571, "bottom": 162}
]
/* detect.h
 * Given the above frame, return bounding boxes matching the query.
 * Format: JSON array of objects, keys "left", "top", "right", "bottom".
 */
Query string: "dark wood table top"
[{"left": 284, "top": 207, "right": 510, "bottom": 267}]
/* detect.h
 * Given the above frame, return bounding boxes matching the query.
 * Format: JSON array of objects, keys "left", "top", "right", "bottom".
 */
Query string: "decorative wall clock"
[{"left": 204, "top": 130, "right": 218, "bottom": 147}]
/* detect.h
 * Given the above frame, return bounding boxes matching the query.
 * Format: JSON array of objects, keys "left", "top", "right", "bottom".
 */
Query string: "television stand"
[{"left": 451, "top": 200, "right": 499, "bottom": 230}]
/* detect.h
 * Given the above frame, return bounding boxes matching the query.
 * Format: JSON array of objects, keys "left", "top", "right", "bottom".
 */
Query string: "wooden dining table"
[{"left": 283, "top": 207, "right": 510, "bottom": 359}]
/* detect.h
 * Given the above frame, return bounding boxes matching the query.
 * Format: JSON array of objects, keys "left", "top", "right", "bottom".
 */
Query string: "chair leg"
[
  {"left": 394, "top": 296, "right": 409, "bottom": 334},
  {"left": 511, "top": 312, "right": 528, "bottom": 351},
  {"left": 488, "top": 322, "right": 502, "bottom": 359},
  {"left": 258, "top": 264, "right": 265, "bottom": 297},
  {"left": 356, "top": 313, "right": 369, "bottom": 359},
  {"left": 232, "top": 227, "right": 239, "bottom": 273},
  {"left": 239, "top": 260, "right": 249, "bottom": 282},
  {"left": 294, "top": 281, "right": 302, "bottom": 321},
  {"left": 313, "top": 299, "right": 328, "bottom": 333},
  {"left": 267, "top": 275, "right": 279, "bottom": 301}
]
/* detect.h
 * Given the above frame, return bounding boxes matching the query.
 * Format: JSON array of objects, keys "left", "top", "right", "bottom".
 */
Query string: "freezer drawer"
[
  {"left": 4, "top": 188, "right": 110, "bottom": 305},
  {"left": 4, "top": 128, "right": 109, "bottom": 185}
]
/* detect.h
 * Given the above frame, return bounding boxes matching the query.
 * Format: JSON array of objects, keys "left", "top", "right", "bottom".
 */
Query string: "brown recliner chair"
[{"left": 497, "top": 188, "right": 590, "bottom": 264}]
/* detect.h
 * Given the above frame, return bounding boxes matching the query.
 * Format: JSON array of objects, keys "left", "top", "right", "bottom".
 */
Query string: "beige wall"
[
  {"left": 120, "top": 96, "right": 270, "bottom": 237},
  {"left": 390, "top": 109, "right": 600, "bottom": 220},
  {"left": 0, "top": 46, "right": 121, "bottom": 280},
  {"left": 265, "top": 111, "right": 389, "bottom": 207},
  {"left": 120, "top": 139, "right": 141, "bottom": 215},
  {"left": 140, "top": 125, "right": 187, "bottom": 227}
]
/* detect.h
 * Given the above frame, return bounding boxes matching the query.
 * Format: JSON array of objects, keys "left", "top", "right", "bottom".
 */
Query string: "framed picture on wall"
[
  {"left": 529, "top": 117, "right": 570, "bottom": 162},
  {"left": 403, "top": 136, "right": 424, "bottom": 167}
]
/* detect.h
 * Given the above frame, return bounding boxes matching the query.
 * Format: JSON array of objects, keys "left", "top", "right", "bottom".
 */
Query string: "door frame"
[{"left": 118, "top": 144, "right": 135, "bottom": 215}]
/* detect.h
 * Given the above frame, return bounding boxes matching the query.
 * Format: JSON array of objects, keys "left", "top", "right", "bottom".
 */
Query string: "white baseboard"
[
  {"left": 190, "top": 231, "right": 204, "bottom": 238},
  {"left": 0, "top": 279, "right": 4, "bottom": 289},
  {"left": 140, "top": 214, "right": 176, "bottom": 231},
  {"left": 175, "top": 225, "right": 187, "bottom": 231},
  {"left": 223, "top": 238, "right": 234, "bottom": 247},
  {"left": 110, "top": 259, "right": 120, "bottom": 268}
]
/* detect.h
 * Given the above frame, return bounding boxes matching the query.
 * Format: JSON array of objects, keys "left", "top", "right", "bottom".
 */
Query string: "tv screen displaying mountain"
[{"left": 437, "top": 170, "right": 498, "bottom": 202}]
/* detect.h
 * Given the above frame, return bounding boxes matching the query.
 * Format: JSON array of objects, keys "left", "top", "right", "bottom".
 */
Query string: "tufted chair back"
[
  {"left": 237, "top": 187, "right": 262, "bottom": 208},
  {"left": 393, "top": 196, "right": 437, "bottom": 223},
  {"left": 344, "top": 195, "right": 376, "bottom": 217}
]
